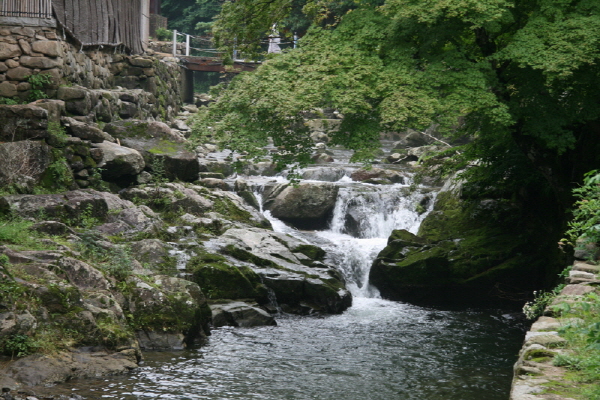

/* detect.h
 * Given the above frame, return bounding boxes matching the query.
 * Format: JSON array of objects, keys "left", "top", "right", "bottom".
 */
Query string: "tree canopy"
[
  {"left": 193, "top": 0, "right": 600, "bottom": 207},
  {"left": 161, "top": 0, "right": 222, "bottom": 35}
]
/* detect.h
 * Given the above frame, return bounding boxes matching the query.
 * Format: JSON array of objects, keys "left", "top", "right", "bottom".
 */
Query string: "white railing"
[{"left": 0, "top": 0, "right": 53, "bottom": 19}]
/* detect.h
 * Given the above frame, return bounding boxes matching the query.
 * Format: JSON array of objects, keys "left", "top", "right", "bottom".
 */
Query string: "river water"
[
  {"left": 66, "top": 299, "right": 524, "bottom": 400},
  {"left": 51, "top": 160, "right": 527, "bottom": 400}
]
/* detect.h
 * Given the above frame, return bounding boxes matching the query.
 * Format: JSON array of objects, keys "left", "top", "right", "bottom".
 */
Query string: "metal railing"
[
  {"left": 0, "top": 0, "right": 53, "bottom": 18},
  {"left": 171, "top": 29, "right": 298, "bottom": 60}
]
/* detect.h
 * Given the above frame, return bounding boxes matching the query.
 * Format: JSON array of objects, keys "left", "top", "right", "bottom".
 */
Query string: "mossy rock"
[
  {"left": 222, "top": 244, "right": 281, "bottom": 268},
  {"left": 387, "top": 229, "right": 428, "bottom": 245},
  {"left": 237, "top": 191, "right": 260, "bottom": 210},
  {"left": 188, "top": 252, "right": 268, "bottom": 302},
  {"left": 369, "top": 184, "right": 565, "bottom": 306},
  {"left": 292, "top": 244, "right": 326, "bottom": 262},
  {"left": 127, "top": 276, "right": 211, "bottom": 344},
  {"left": 148, "top": 140, "right": 179, "bottom": 155},
  {"left": 212, "top": 197, "right": 254, "bottom": 225}
]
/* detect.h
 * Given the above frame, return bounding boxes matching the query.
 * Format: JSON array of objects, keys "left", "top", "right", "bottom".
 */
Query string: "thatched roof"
[{"left": 52, "top": 0, "right": 143, "bottom": 54}]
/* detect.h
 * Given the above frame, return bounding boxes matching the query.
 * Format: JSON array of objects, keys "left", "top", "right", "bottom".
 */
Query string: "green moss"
[
  {"left": 123, "top": 121, "right": 149, "bottom": 138},
  {"left": 148, "top": 140, "right": 179, "bottom": 155},
  {"left": 223, "top": 244, "right": 281, "bottom": 268},
  {"left": 237, "top": 191, "right": 260, "bottom": 210},
  {"left": 212, "top": 197, "right": 254, "bottom": 224},
  {"left": 83, "top": 156, "right": 97, "bottom": 169},
  {"left": 188, "top": 251, "right": 267, "bottom": 301},
  {"left": 293, "top": 244, "right": 326, "bottom": 261},
  {"left": 524, "top": 348, "right": 557, "bottom": 361},
  {"left": 128, "top": 290, "right": 208, "bottom": 336}
]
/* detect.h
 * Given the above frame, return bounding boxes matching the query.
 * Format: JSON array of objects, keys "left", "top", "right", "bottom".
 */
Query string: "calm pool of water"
[{"left": 56, "top": 297, "right": 526, "bottom": 400}]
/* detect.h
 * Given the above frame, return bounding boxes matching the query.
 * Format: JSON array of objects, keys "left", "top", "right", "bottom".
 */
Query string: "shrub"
[
  {"left": 155, "top": 27, "right": 172, "bottom": 41},
  {"left": 0, "top": 140, "right": 47, "bottom": 193},
  {"left": 26, "top": 73, "right": 52, "bottom": 102},
  {"left": 565, "top": 170, "right": 600, "bottom": 254},
  {"left": 1, "top": 334, "right": 33, "bottom": 358}
]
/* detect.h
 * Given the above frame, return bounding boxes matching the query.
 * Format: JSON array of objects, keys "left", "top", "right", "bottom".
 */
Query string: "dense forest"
[{"left": 193, "top": 0, "right": 600, "bottom": 206}]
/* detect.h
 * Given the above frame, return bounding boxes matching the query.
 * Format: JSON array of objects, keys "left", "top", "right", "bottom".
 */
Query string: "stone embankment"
[
  {"left": 0, "top": 24, "right": 182, "bottom": 120},
  {"left": 511, "top": 261, "right": 600, "bottom": 400}
]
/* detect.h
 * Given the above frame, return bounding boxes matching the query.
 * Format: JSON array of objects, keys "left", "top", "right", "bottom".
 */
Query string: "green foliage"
[
  {"left": 155, "top": 27, "right": 172, "bottom": 41},
  {"left": 213, "top": 0, "right": 372, "bottom": 58},
  {"left": 77, "top": 204, "right": 101, "bottom": 229},
  {"left": 47, "top": 122, "right": 69, "bottom": 148},
  {"left": 1, "top": 334, "right": 33, "bottom": 358},
  {"left": 45, "top": 149, "right": 74, "bottom": 190},
  {"left": 0, "top": 254, "right": 9, "bottom": 271},
  {"left": 0, "top": 97, "right": 19, "bottom": 105},
  {"left": 214, "top": 0, "right": 294, "bottom": 58},
  {"left": 565, "top": 170, "right": 600, "bottom": 249},
  {"left": 523, "top": 286, "right": 564, "bottom": 320},
  {"left": 0, "top": 216, "right": 57, "bottom": 251},
  {"left": 25, "top": 73, "right": 52, "bottom": 102},
  {"left": 76, "top": 232, "right": 133, "bottom": 280},
  {"left": 198, "top": 0, "right": 600, "bottom": 208},
  {"left": 151, "top": 157, "right": 169, "bottom": 184},
  {"left": 0, "top": 217, "right": 33, "bottom": 246},
  {"left": 161, "top": 0, "right": 222, "bottom": 35},
  {"left": 550, "top": 291, "right": 600, "bottom": 399}
]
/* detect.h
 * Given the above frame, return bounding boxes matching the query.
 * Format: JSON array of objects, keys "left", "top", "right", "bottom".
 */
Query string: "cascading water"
[
  {"left": 256, "top": 174, "right": 435, "bottom": 298},
  {"left": 317, "top": 181, "right": 434, "bottom": 297}
]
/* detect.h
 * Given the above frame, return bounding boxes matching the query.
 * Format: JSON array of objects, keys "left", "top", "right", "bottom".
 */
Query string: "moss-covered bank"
[{"left": 369, "top": 181, "right": 567, "bottom": 307}]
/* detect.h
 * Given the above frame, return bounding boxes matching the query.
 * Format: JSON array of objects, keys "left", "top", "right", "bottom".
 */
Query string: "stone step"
[{"left": 573, "top": 260, "right": 600, "bottom": 273}]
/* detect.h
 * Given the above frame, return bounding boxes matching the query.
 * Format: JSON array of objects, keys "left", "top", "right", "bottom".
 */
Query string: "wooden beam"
[{"left": 179, "top": 56, "right": 258, "bottom": 73}]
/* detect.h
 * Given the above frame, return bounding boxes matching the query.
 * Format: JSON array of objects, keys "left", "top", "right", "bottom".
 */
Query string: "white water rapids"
[{"left": 257, "top": 177, "right": 434, "bottom": 299}]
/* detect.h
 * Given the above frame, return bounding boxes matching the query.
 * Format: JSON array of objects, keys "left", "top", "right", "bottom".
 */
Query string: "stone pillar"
[{"left": 140, "top": 0, "right": 150, "bottom": 51}]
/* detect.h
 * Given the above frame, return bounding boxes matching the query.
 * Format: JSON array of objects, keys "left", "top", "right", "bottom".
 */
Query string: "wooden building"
[{"left": 0, "top": 0, "right": 157, "bottom": 54}]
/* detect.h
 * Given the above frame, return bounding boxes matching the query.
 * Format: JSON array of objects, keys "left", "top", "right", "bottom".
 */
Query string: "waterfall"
[
  {"left": 255, "top": 177, "right": 435, "bottom": 299},
  {"left": 319, "top": 181, "right": 434, "bottom": 298}
]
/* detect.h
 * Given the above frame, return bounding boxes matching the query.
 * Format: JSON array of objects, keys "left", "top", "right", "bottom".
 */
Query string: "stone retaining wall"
[
  {"left": 510, "top": 261, "right": 600, "bottom": 400},
  {"left": 0, "top": 22, "right": 182, "bottom": 120}
]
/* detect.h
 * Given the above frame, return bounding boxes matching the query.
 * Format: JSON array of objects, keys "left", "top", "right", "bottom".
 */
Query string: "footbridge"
[{"left": 170, "top": 29, "right": 294, "bottom": 102}]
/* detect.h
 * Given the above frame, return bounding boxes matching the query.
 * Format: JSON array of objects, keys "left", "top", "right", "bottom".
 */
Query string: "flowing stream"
[{"left": 50, "top": 158, "right": 527, "bottom": 399}]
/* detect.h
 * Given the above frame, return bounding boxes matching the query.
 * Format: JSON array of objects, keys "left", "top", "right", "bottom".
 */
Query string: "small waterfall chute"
[{"left": 253, "top": 177, "right": 436, "bottom": 300}]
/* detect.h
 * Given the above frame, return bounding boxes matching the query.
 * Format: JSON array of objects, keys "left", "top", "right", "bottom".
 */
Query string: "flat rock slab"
[
  {"left": 5, "top": 349, "right": 138, "bottom": 387},
  {"left": 559, "top": 284, "right": 596, "bottom": 296},
  {"left": 210, "top": 302, "right": 276, "bottom": 328}
]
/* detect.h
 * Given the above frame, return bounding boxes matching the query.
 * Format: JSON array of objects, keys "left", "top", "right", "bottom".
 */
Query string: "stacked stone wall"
[{"left": 0, "top": 22, "right": 182, "bottom": 121}]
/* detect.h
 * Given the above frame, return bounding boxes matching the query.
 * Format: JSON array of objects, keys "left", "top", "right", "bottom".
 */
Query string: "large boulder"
[
  {"left": 209, "top": 227, "right": 352, "bottom": 314},
  {"left": 62, "top": 117, "right": 114, "bottom": 143},
  {"left": 0, "top": 189, "right": 111, "bottom": 221},
  {"left": 92, "top": 141, "right": 145, "bottom": 180},
  {"left": 302, "top": 167, "right": 348, "bottom": 182},
  {"left": 4, "top": 350, "right": 138, "bottom": 388},
  {"left": 369, "top": 180, "right": 565, "bottom": 306},
  {"left": 0, "top": 190, "right": 151, "bottom": 232},
  {"left": 262, "top": 182, "right": 339, "bottom": 230},
  {"left": 188, "top": 250, "right": 268, "bottom": 302},
  {"left": 0, "top": 105, "right": 48, "bottom": 141},
  {"left": 127, "top": 275, "right": 211, "bottom": 350},
  {"left": 103, "top": 120, "right": 199, "bottom": 181},
  {"left": 119, "top": 183, "right": 270, "bottom": 230},
  {"left": 0, "top": 247, "right": 140, "bottom": 386},
  {"left": 350, "top": 168, "right": 406, "bottom": 184}
]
